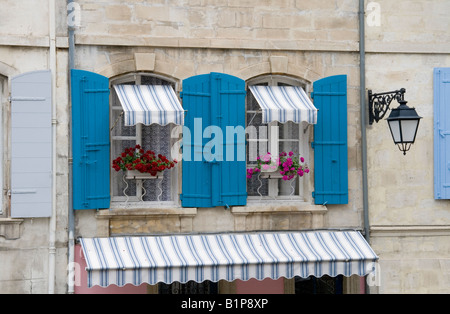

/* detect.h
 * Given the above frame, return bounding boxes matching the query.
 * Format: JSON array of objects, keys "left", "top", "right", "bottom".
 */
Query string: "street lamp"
[{"left": 368, "top": 88, "right": 422, "bottom": 155}]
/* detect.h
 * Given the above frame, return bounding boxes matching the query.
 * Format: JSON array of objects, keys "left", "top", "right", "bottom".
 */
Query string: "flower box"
[{"left": 126, "top": 170, "right": 163, "bottom": 180}]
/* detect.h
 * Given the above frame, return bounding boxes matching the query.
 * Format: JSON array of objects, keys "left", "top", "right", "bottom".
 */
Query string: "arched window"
[
  {"left": 110, "top": 73, "right": 180, "bottom": 206},
  {"left": 246, "top": 75, "right": 312, "bottom": 201}
]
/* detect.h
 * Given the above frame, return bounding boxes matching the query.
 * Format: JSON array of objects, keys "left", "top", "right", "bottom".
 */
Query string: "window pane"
[
  {"left": 112, "top": 139, "right": 137, "bottom": 198},
  {"left": 280, "top": 140, "right": 299, "bottom": 156},
  {"left": 279, "top": 121, "right": 299, "bottom": 140},
  {"left": 247, "top": 176, "right": 269, "bottom": 197},
  {"left": 142, "top": 124, "right": 172, "bottom": 202}
]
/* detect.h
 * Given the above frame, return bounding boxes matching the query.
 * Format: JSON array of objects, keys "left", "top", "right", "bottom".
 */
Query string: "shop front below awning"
[{"left": 80, "top": 231, "right": 378, "bottom": 288}]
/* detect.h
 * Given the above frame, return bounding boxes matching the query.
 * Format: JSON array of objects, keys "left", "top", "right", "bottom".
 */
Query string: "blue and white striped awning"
[
  {"left": 249, "top": 86, "right": 318, "bottom": 124},
  {"left": 113, "top": 85, "right": 184, "bottom": 126},
  {"left": 80, "top": 231, "right": 378, "bottom": 288}
]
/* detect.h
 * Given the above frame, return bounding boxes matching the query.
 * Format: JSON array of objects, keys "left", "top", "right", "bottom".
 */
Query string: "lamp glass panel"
[
  {"left": 388, "top": 120, "right": 401, "bottom": 143},
  {"left": 400, "top": 119, "right": 419, "bottom": 143}
]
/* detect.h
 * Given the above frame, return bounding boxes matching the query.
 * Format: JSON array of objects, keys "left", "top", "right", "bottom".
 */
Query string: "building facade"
[{"left": 0, "top": 0, "right": 449, "bottom": 294}]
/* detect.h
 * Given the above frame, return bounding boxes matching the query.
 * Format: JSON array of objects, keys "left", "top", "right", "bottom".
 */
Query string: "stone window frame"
[
  {"left": 246, "top": 74, "right": 313, "bottom": 203},
  {"left": 109, "top": 72, "right": 181, "bottom": 209}
]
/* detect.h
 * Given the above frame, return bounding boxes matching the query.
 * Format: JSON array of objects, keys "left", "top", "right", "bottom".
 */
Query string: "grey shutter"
[{"left": 11, "top": 70, "right": 52, "bottom": 218}]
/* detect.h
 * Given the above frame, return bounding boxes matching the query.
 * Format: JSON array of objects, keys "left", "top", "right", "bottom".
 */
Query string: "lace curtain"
[
  {"left": 111, "top": 76, "right": 175, "bottom": 202},
  {"left": 246, "top": 81, "right": 301, "bottom": 197}
]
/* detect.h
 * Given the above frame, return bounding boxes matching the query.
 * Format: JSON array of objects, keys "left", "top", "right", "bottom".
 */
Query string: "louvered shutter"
[
  {"left": 213, "top": 73, "right": 247, "bottom": 207},
  {"left": 71, "top": 70, "right": 110, "bottom": 210},
  {"left": 434, "top": 68, "right": 450, "bottom": 199},
  {"left": 181, "top": 73, "right": 247, "bottom": 208},
  {"left": 181, "top": 74, "right": 213, "bottom": 207},
  {"left": 312, "top": 75, "right": 348, "bottom": 205},
  {"left": 11, "top": 70, "right": 52, "bottom": 218}
]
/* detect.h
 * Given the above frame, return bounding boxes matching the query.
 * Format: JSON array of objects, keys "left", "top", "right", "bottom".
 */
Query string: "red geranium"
[{"left": 112, "top": 145, "right": 177, "bottom": 176}]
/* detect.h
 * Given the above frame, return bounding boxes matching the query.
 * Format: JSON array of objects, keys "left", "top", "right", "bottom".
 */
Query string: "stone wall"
[{"left": 364, "top": 0, "right": 450, "bottom": 294}]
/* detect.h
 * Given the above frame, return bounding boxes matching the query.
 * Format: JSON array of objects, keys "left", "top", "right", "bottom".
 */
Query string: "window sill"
[
  {"left": 97, "top": 204, "right": 196, "bottom": 219},
  {"left": 231, "top": 201, "right": 327, "bottom": 215},
  {"left": 99, "top": 201, "right": 326, "bottom": 218},
  {"left": 0, "top": 218, "right": 24, "bottom": 240}
]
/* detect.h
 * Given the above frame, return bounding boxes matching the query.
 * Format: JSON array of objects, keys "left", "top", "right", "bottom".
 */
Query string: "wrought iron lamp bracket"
[{"left": 368, "top": 88, "right": 406, "bottom": 125}]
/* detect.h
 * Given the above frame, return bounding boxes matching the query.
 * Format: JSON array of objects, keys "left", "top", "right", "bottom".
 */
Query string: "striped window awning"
[
  {"left": 80, "top": 231, "right": 378, "bottom": 288},
  {"left": 113, "top": 85, "right": 184, "bottom": 126},
  {"left": 249, "top": 86, "right": 318, "bottom": 124}
]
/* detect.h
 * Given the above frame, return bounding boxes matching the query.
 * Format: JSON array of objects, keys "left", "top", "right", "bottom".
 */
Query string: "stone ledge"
[
  {"left": 371, "top": 225, "right": 450, "bottom": 237},
  {"left": 97, "top": 206, "right": 197, "bottom": 219},
  {"left": 231, "top": 202, "right": 327, "bottom": 215},
  {"left": 0, "top": 218, "right": 24, "bottom": 240},
  {"left": 74, "top": 34, "right": 359, "bottom": 52}
]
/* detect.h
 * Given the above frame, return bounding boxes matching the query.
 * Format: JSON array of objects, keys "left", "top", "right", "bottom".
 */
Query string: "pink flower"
[
  {"left": 289, "top": 151, "right": 294, "bottom": 156},
  {"left": 300, "top": 157, "right": 305, "bottom": 162},
  {"left": 262, "top": 153, "right": 271, "bottom": 162}
]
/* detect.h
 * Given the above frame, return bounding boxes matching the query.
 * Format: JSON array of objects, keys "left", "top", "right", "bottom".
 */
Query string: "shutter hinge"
[
  {"left": 312, "top": 191, "right": 315, "bottom": 198},
  {"left": 310, "top": 92, "right": 314, "bottom": 99},
  {"left": 311, "top": 142, "right": 315, "bottom": 149}
]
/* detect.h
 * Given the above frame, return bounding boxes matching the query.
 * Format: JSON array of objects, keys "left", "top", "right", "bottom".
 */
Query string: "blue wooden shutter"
[
  {"left": 11, "top": 70, "right": 52, "bottom": 218},
  {"left": 181, "top": 74, "right": 213, "bottom": 207},
  {"left": 213, "top": 73, "right": 247, "bottom": 207},
  {"left": 434, "top": 68, "right": 450, "bottom": 199},
  {"left": 312, "top": 75, "right": 348, "bottom": 205},
  {"left": 181, "top": 73, "right": 247, "bottom": 208},
  {"left": 71, "top": 70, "right": 110, "bottom": 210}
]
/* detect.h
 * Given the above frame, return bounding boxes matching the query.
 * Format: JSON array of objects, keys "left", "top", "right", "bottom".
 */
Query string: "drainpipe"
[
  {"left": 48, "top": 0, "right": 57, "bottom": 294},
  {"left": 67, "top": 0, "right": 76, "bottom": 294},
  {"left": 359, "top": 0, "right": 372, "bottom": 295},
  {"left": 359, "top": 0, "right": 370, "bottom": 243}
]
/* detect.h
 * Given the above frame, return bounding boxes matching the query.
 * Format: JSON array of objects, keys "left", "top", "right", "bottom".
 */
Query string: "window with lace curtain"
[
  {"left": 246, "top": 75, "right": 312, "bottom": 201},
  {"left": 110, "top": 73, "right": 180, "bottom": 206}
]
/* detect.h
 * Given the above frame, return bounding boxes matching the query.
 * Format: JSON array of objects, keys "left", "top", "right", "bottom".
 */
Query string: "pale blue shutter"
[
  {"left": 434, "top": 68, "right": 450, "bottom": 199},
  {"left": 71, "top": 70, "right": 110, "bottom": 210},
  {"left": 11, "top": 70, "right": 52, "bottom": 218},
  {"left": 312, "top": 75, "right": 348, "bottom": 205}
]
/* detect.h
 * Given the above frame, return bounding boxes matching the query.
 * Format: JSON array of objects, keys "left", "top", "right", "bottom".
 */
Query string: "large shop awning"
[
  {"left": 80, "top": 231, "right": 378, "bottom": 288},
  {"left": 113, "top": 85, "right": 184, "bottom": 126},
  {"left": 249, "top": 85, "right": 318, "bottom": 124}
]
